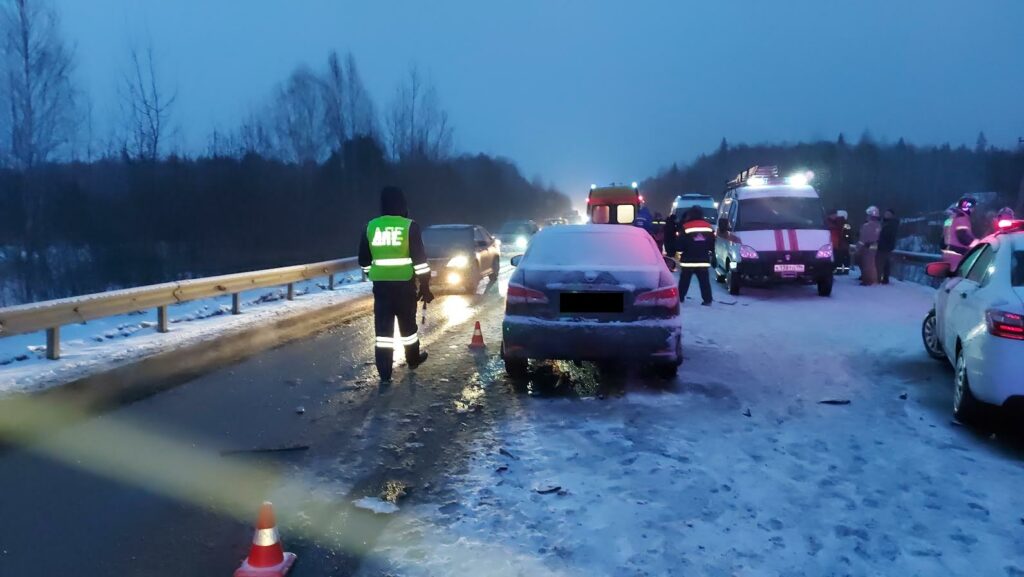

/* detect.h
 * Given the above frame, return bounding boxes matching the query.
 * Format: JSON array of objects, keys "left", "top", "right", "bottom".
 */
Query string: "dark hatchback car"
[
  {"left": 501, "top": 225, "right": 682, "bottom": 378},
  {"left": 422, "top": 225, "right": 501, "bottom": 294}
]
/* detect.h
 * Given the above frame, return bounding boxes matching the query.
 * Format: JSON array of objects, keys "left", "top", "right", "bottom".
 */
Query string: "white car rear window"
[{"left": 528, "top": 231, "right": 659, "bottom": 267}]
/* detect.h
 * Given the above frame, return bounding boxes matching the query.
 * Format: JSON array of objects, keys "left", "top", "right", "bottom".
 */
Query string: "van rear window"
[{"left": 736, "top": 197, "right": 825, "bottom": 231}]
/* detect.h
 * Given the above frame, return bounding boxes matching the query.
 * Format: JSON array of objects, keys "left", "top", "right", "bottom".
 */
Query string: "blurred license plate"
[
  {"left": 560, "top": 292, "right": 623, "bottom": 314},
  {"left": 774, "top": 264, "right": 805, "bottom": 273}
]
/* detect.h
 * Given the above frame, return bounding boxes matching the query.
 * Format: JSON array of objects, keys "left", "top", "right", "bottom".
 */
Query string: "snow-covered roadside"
[
  {"left": 0, "top": 272, "right": 368, "bottom": 396},
  {"left": 366, "top": 276, "right": 1024, "bottom": 577}
]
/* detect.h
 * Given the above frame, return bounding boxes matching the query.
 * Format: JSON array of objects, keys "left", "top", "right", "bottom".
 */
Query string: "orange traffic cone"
[
  {"left": 234, "top": 502, "right": 297, "bottom": 577},
  {"left": 468, "top": 321, "right": 486, "bottom": 349}
]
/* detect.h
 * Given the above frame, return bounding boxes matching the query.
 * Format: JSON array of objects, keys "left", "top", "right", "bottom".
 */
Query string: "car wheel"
[
  {"left": 464, "top": 263, "right": 481, "bottom": 295},
  {"left": 953, "top": 348, "right": 986, "bottom": 425},
  {"left": 502, "top": 342, "right": 528, "bottom": 379},
  {"left": 727, "top": 263, "right": 741, "bottom": 296},
  {"left": 653, "top": 335, "right": 682, "bottom": 379},
  {"left": 489, "top": 258, "right": 500, "bottom": 282},
  {"left": 921, "top": 309, "right": 945, "bottom": 360},
  {"left": 817, "top": 275, "right": 833, "bottom": 297},
  {"left": 714, "top": 257, "right": 726, "bottom": 283}
]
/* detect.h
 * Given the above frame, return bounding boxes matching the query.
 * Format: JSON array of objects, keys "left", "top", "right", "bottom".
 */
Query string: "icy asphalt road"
[{"left": 0, "top": 271, "right": 1022, "bottom": 577}]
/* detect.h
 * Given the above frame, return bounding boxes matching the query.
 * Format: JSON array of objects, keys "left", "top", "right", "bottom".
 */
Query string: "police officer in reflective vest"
[
  {"left": 678, "top": 206, "right": 714, "bottom": 306},
  {"left": 358, "top": 186, "right": 433, "bottom": 383},
  {"left": 943, "top": 196, "right": 977, "bottom": 255}
]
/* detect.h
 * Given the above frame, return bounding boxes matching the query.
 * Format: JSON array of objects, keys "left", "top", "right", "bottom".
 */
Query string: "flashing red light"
[
  {"left": 997, "top": 219, "right": 1024, "bottom": 233},
  {"left": 998, "top": 219, "right": 1013, "bottom": 229}
]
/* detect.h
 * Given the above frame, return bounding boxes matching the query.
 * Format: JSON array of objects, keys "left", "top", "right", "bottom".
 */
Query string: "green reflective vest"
[{"left": 367, "top": 216, "right": 413, "bottom": 281}]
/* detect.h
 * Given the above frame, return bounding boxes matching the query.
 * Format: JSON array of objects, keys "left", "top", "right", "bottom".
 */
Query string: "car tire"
[
  {"left": 817, "top": 275, "right": 833, "bottom": 297},
  {"left": 654, "top": 336, "right": 682, "bottom": 379},
  {"left": 727, "top": 263, "right": 741, "bottom": 296},
  {"left": 922, "top": 309, "right": 945, "bottom": 360},
  {"left": 502, "top": 342, "right": 528, "bottom": 379},
  {"left": 953, "top": 348, "right": 986, "bottom": 425},
  {"left": 489, "top": 258, "right": 500, "bottom": 282},
  {"left": 714, "top": 258, "right": 726, "bottom": 283},
  {"left": 464, "top": 263, "right": 481, "bottom": 295}
]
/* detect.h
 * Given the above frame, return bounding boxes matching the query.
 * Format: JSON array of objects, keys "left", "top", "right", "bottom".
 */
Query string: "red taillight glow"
[
  {"left": 986, "top": 309, "right": 1024, "bottom": 340},
  {"left": 998, "top": 219, "right": 1014, "bottom": 229},
  {"left": 506, "top": 283, "right": 549, "bottom": 305},
  {"left": 635, "top": 286, "right": 679, "bottom": 309}
]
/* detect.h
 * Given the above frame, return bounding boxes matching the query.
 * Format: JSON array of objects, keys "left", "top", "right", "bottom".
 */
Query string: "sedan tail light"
[
  {"left": 634, "top": 286, "right": 679, "bottom": 309},
  {"left": 506, "top": 283, "right": 549, "bottom": 305},
  {"left": 985, "top": 310, "right": 1024, "bottom": 340}
]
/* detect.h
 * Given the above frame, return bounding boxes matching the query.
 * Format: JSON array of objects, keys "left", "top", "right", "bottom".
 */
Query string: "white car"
[{"left": 922, "top": 220, "right": 1024, "bottom": 423}]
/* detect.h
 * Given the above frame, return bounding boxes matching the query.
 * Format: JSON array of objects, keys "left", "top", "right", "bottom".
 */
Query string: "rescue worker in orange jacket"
[
  {"left": 677, "top": 206, "right": 714, "bottom": 306},
  {"left": 943, "top": 196, "right": 977, "bottom": 255}
]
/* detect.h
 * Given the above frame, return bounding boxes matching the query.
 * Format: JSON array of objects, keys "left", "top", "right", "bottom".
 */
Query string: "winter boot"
[
  {"left": 375, "top": 348, "right": 394, "bottom": 384},
  {"left": 405, "top": 341, "right": 428, "bottom": 370}
]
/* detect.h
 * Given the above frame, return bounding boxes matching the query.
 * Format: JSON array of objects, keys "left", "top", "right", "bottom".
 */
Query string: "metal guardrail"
[
  {"left": 0, "top": 257, "right": 361, "bottom": 360},
  {"left": 890, "top": 249, "right": 942, "bottom": 287}
]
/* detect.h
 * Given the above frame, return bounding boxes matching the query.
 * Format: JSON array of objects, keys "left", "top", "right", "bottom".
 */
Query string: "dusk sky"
[{"left": 56, "top": 0, "right": 1024, "bottom": 195}]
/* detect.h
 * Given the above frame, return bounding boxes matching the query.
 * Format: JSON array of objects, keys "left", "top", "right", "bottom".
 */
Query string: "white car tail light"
[
  {"left": 506, "top": 283, "right": 549, "bottom": 305},
  {"left": 816, "top": 243, "right": 834, "bottom": 259},
  {"left": 634, "top": 286, "right": 679, "bottom": 309},
  {"left": 985, "top": 310, "right": 1024, "bottom": 340}
]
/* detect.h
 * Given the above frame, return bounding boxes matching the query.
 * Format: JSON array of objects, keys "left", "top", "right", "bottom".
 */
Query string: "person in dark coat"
[
  {"left": 663, "top": 213, "right": 678, "bottom": 258},
  {"left": 876, "top": 208, "right": 898, "bottom": 284},
  {"left": 358, "top": 186, "right": 432, "bottom": 383},
  {"left": 677, "top": 207, "right": 714, "bottom": 305}
]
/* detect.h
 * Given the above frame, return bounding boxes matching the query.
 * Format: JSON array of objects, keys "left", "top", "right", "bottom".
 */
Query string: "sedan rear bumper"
[
  {"left": 964, "top": 334, "right": 1024, "bottom": 406},
  {"left": 502, "top": 315, "right": 681, "bottom": 363}
]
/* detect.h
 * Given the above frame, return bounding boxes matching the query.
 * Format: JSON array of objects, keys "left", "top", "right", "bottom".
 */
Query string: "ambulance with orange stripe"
[{"left": 713, "top": 166, "right": 834, "bottom": 297}]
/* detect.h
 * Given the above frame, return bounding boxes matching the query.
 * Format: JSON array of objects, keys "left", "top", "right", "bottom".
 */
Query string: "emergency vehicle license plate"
[{"left": 774, "top": 264, "right": 805, "bottom": 273}]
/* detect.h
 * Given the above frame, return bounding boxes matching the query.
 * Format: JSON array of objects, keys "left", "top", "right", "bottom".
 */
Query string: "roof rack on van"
[{"left": 727, "top": 166, "right": 780, "bottom": 189}]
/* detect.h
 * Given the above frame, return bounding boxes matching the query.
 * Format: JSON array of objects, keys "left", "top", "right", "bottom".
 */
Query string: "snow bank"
[{"left": 0, "top": 272, "right": 367, "bottom": 397}]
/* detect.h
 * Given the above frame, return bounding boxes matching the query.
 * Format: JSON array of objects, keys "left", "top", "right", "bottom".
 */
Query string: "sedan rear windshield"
[
  {"left": 527, "top": 232, "right": 659, "bottom": 267},
  {"left": 423, "top": 228, "right": 472, "bottom": 255},
  {"left": 736, "top": 197, "right": 825, "bottom": 231},
  {"left": 1013, "top": 251, "right": 1024, "bottom": 286}
]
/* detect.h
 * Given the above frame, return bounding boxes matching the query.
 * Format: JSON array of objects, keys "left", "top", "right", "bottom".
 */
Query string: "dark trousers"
[
  {"left": 679, "top": 266, "right": 712, "bottom": 304},
  {"left": 877, "top": 250, "right": 893, "bottom": 284},
  {"left": 372, "top": 281, "right": 420, "bottom": 380}
]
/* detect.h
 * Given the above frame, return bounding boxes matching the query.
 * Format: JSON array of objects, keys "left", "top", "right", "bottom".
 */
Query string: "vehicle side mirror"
[
  {"left": 664, "top": 256, "right": 678, "bottom": 272},
  {"left": 510, "top": 255, "right": 523, "bottom": 267},
  {"left": 925, "top": 261, "right": 952, "bottom": 278}
]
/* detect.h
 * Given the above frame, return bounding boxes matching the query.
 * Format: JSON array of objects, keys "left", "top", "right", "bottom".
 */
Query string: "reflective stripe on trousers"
[{"left": 375, "top": 332, "right": 419, "bottom": 349}]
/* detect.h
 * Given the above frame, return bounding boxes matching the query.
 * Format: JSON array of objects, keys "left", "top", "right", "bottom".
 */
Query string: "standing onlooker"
[
  {"left": 663, "top": 213, "right": 678, "bottom": 258},
  {"left": 877, "top": 209, "right": 898, "bottom": 284},
  {"left": 858, "top": 206, "right": 882, "bottom": 286},
  {"left": 678, "top": 207, "right": 714, "bottom": 305}
]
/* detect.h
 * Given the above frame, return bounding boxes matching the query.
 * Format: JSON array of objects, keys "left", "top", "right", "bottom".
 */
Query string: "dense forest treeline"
[
  {"left": 642, "top": 135, "right": 1024, "bottom": 223},
  {"left": 0, "top": 0, "right": 567, "bottom": 305}
]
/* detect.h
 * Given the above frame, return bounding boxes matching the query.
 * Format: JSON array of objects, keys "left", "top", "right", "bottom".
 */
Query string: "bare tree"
[
  {"left": 120, "top": 43, "right": 175, "bottom": 161},
  {"left": 386, "top": 65, "right": 453, "bottom": 162},
  {"left": 320, "top": 50, "right": 347, "bottom": 153},
  {"left": 0, "top": 0, "right": 79, "bottom": 168},
  {"left": 270, "top": 66, "right": 329, "bottom": 163},
  {"left": 343, "top": 52, "right": 376, "bottom": 138}
]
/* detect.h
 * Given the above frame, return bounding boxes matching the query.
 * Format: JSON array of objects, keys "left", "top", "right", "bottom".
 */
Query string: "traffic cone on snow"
[
  {"left": 468, "top": 321, "right": 486, "bottom": 349},
  {"left": 234, "top": 501, "right": 297, "bottom": 577}
]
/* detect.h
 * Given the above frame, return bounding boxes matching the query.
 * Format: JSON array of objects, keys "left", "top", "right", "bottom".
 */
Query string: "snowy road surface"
[{"left": 0, "top": 271, "right": 1022, "bottom": 577}]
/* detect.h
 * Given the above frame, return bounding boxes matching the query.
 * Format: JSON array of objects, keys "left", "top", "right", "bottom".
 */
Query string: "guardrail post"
[
  {"left": 232, "top": 293, "right": 241, "bottom": 315},
  {"left": 328, "top": 274, "right": 335, "bottom": 290},
  {"left": 287, "top": 283, "right": 295, "bottom": 301},
  {"left": 157, "top": 305, "right": 169, "bottom": 333},
  {"left": 46, "top": 327, "right": 60, "bottom": 360}
]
